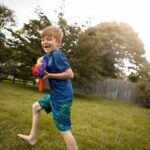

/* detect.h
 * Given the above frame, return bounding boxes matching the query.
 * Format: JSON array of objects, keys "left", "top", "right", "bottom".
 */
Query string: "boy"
[{"left": 17, "top": 26, "right": 78, "bottom": 150}]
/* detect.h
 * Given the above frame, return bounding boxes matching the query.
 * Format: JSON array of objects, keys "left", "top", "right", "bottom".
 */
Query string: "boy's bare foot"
[{"left": 17, "top": 134, "right": 37, "bottom": 145}]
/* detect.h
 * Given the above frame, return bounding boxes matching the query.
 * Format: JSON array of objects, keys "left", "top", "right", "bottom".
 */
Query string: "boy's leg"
[
  {"left": 52, "top": 97, "right": 77, "bottom": 149},
  {"left": 17, "top": 102, "right": 42, "bottom": 145},
  {"left": 60, "top": 131, "right": 78, "bottom": 150}
]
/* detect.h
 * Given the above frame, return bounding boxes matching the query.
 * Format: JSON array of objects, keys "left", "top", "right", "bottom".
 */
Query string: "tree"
[
  {"left": 54, "top": 9, "right": 104, "bottom": 88},
  {"left": 7, "top": 8, "right": 51, "bottom": 82},
  {"left": 138, "top": 63, "right": 150, "bottom": 81},
  {"left": 78, "top": 22, "right": 147, "bottom": 79},
  {"left": 0, "top": 4, "right": 15, "bottom": 28},
  {"left": 7, "top": 6, "right": 85, "bottom": 84},
  {"left": 0, "top": 4, "right": 16, "bottom": 80},
  {"left": 128, "top": 72, "right": 139, "bottom": 82}
]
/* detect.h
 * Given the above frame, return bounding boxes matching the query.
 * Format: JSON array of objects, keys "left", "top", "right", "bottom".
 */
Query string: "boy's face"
[{"left": 41, "top": 36, "right": 60, "bottom": 54}]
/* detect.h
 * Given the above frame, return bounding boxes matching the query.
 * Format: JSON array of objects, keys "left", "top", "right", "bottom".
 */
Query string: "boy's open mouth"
[
  {"left": 43, "top": 44, "right": 51, "bottom": 49},
  {"left": 44, "top": 46, "right": 51, "bottom": 48}
]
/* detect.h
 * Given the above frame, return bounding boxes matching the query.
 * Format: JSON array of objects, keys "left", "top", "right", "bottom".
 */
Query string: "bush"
[{"left": 136, "top": 81, "right": 150, "bottom": 108}]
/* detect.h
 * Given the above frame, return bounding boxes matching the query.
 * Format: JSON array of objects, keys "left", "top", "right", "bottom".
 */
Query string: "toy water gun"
[{"left": 32, "top": 60, "right": 46, "bottom": 92}]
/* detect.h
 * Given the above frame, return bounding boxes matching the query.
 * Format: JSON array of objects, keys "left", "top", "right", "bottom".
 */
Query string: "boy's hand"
[
  {"left": 43, "top": 71, "right": 50, "bottom": 80},
  {"left": 37, "top": 57, "right": 43, "bottom": 64}
]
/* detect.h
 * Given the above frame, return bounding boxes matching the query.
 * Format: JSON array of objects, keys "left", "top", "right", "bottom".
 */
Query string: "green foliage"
[
  {"left": 136, "top": 81, "right": 150, "bottom": 108},
  {"left": 0, "top": 4, "right": 15, "bottom": 28},
  {"left": 0, "top": 4, "right": 16, "bottom": 80},
  {"left": 56, "top": 12, "right": 100, "bottom": 87},
  {"left": 128, "top": 72, "right": 139, "bottom": 82},
  {"left": 138, "top": 63, "right": 150, "bottom": 81},
  {"left": 8, "top": 6, "right": 100, "bottom": 88},
  {"left": 80, "top": 22, "right": 147, "bottom": 79},
  {"left": 7, "top": 7, "right": 87, "bottom": 85},
  {"left": 1, "top": 3, "right": 148, "bottom": 89},
  {"left": 73, "top": 29, "right": 103, "bottom": 87},
  {"left": 7, "top": 8, "right": 51, "bottom": 81}
]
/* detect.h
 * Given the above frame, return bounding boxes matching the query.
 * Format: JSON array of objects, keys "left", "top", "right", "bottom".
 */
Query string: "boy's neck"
[{"left": 46, "top": 49, "right": 59, "bottom": 54}]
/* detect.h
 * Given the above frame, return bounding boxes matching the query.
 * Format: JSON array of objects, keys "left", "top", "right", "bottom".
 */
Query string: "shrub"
[{"left": 136, "top": 81, "right": 150, "bottom": 108}]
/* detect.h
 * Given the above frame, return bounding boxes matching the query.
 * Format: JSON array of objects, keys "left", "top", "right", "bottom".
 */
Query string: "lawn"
[{"left": 0, "top": 81, "right": 150, "bottom": 150}]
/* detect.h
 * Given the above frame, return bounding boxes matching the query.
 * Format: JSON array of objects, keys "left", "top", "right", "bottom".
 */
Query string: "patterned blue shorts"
[{"left": 38, "top": 95, "right": 73, "bottom": 131}]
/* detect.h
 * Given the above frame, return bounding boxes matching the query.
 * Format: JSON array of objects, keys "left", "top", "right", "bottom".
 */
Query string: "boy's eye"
[{"left": 41, "top": 37, "right": 53, "bottom": 42}]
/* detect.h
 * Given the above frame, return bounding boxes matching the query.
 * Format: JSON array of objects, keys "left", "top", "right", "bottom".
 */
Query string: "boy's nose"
[
  {"left": 42, "top": 41, "right": 51, "bottom": 44},
  {"left": 42, "top": 41, "right": 47, "bottom": 45},
  {"left": 43, "top": 43, "right": 47, "bottom": 46}
]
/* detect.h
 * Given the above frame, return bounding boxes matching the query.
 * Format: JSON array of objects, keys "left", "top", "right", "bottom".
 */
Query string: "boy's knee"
[
  {"left": 32, "top": 102, "right": 41, "bottom": 112},
  {"left": 60, "top": 130, "right": 71, "bottom": 137}
]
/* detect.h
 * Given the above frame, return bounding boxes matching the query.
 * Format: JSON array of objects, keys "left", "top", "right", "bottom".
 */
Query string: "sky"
[{"left": 1, "top": 0, "right": 150, "bottom": 62}]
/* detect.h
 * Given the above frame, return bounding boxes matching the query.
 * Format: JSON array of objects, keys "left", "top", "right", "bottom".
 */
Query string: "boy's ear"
[{"left": 57, "top": 41, "right": 61, "bottom": 47}]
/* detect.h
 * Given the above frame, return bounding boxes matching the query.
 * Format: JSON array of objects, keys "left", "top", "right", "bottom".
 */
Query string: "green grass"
[{"left": 0, "top": 81, "right": 150, "bottom": 150}]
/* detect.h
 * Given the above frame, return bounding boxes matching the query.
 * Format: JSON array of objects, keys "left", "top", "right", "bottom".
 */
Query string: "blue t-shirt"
[{"left": 43, "top": 50, "right": 73, "bottom": 100}]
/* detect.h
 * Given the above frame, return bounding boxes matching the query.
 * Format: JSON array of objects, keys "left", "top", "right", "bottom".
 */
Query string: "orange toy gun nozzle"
[
  {"left": 39, "top": 79, "right": 44, "bottom": 92},
  {"left": 32, "top": 60, "right": 46, "bottom": 92}
]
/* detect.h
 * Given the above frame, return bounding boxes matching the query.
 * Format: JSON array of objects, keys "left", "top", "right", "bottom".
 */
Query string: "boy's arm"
[{"left": 43, "top": 68, "right": 74, "bottom": 80}]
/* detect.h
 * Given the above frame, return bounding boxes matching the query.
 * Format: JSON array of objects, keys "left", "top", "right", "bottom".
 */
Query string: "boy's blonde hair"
[{"left": 41, "top": 26, "right": 63, "bottom": 44}]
